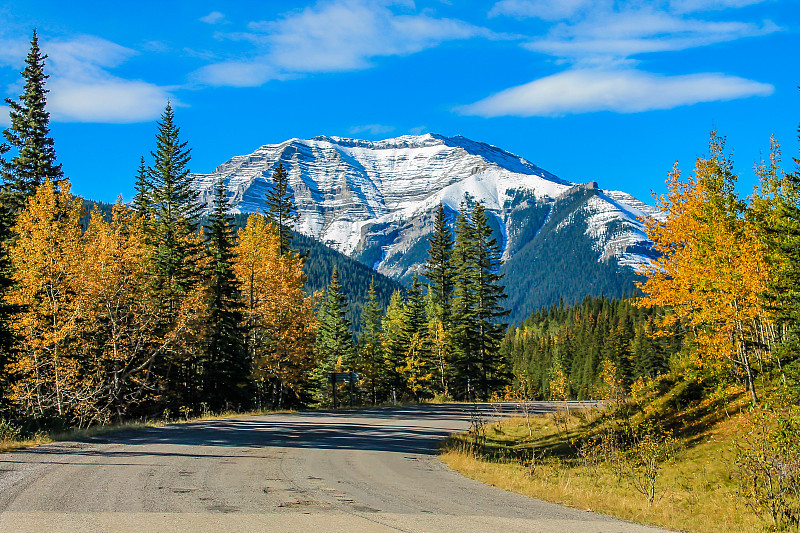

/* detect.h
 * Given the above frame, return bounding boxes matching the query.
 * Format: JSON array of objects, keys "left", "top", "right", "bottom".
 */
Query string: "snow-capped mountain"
[{"left": 192, "top": 133, "right": 659, "bottom": 291}]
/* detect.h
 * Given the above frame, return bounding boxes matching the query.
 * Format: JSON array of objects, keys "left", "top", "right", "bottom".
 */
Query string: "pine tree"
[
  {"left": 132, "top": 156, "right": 152, "bottom": 218},
  {"left": 382, "top": 290, "right": 407, "bottom": 400},
  {"left": 1, "top": 30, "right": 63, "bottom": 217},
  {"left": 399, "top": 272, "right": 434, "bottom": 401},
  {"left": 450, "top": 209, "right": 479, "bottom": 400},
  {"left": 424, "top": 203, "right": 454, "bottom": 322},
  {"left": 316, "top": 267, "right": 355, "bottom": 403},
  {"left": 471, "top": 203, "right": 510, "bottom": 399},
  {"left": 265, "top": 163, "right": 297, "bottom": 256},
  {"left": 147, "top": 102, "right": 202, "bottom": 311},
  {"left": 753, "top": 129, "right": 800, "bottom": 392},
  {"left": 0, "top": 30, "right": 63, "bottom": 411},
  {"left": 358, "top": 280, "right": 384, "bottom": 405},
  {"left": 145, "top": 102, "right": 204, "bottom": 409},
  {"left": 202, "top": 179, "right": 248, "bottom": 411}
]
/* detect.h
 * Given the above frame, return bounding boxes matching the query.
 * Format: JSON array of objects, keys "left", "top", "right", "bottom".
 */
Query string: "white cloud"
[
  {"left": 349, "top": 124, "right": 396, "bottom": 135},
  {"left": 408, "top": 125, "right": 427, "bottom": 135},
  {"left": 459, "top": 69, "right": 774, "bottom": 117},
  {"left": 489, "top": 0, "right": 596, "bottom": 20},
  {"left": 45, "top": 36, "right": 173, "bottom": 123},
  {"left": 477, "top": 0, "right": 778, "bottom": 115},
  {"left": 200, "top": 11, "right": 226, "bottom": 24},
  {"left": 48, "top": 79, "right": 174, "bottom": 123},
  {"left": 194, "top": 0, "right": 489, "bottom": 86},
  {"left": 669, "top": 0, "right": 768, "bottom": 14},
  {"left": 193, "top": 60, "right": 280, "bottom": 87},
  {"left": 527, "top": 9, "right": 777, "bottom": 61},
  {"left": 1, "top": 34, "right": 174, "bottom": 123}
]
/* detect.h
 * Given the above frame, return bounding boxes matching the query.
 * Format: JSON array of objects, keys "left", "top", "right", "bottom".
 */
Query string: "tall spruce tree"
[
  {"left": 145, "top": 102, "right": 203, "bottom": 409},
  {"left": 450, "top": 209, "right": 479, "bottom": 400},
  {"left": 424, "top": 203, "right": 454, "bottom": 322},
  {"left": 265, "top": 163, "right": 297, "bottom": 256},
  {"left": 203, "top": 179, "right": 248, "bottom": 411},
  {"left": 147, "top": 102, "right": 202, "bottom": 310},
  {"left": 382, "top": 290, "right": 407, "bottom": 400},
  {"left": 759, "top": 123, "right": 800, "bottom": 391},
  {"left": 402, "top": 272, "right": 427, "bottom": 341},
  {"left": 316, "top": 267, "right": 356, "bottom": 403},
  {"left": 1, "top": 30, "right": 63, "bottom": 216},
  {"left": 132, "top": 156, "right": 152, "bottom": 218},
  {"left": 471, "top": 203, "right": 510, "bottom": 399},
  {"left": 358, "top": 280, "right": 384, "bottom": 405}
]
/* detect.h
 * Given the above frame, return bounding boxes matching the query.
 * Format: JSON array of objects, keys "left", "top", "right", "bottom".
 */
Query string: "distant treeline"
[{"left": 502, "top": 295, "right": 682, "bottom": 400}]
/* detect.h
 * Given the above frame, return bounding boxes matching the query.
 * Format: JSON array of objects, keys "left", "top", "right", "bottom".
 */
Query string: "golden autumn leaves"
[
  {"left": 5, "top": 179, "right": 317, "bottom": 426},
  {"left": 637, "top": 131, "right": 782, "bottom": 402}
]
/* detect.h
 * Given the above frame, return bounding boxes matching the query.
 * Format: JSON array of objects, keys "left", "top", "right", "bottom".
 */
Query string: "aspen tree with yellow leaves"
[
  {"left": 75, "top": 202, "right": 198, "bottom": 424},
  {"left": 637, "top": 132, "right": 772, "bottom": 402},
  {"left": 234, "top": 213, "right": 318, "bottom": 408},
  {"left": 6, "top": 179, "right": 83, "bottom": 420}
]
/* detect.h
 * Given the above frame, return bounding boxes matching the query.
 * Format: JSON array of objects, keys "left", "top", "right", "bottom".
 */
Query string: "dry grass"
[{"left": 440, "top": 402, "right": 768, "bottom": 533}]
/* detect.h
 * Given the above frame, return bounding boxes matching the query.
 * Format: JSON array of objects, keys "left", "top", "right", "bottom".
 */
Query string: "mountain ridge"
[{"left": 191, "top": 133, "right": 660, "bottom": 320}]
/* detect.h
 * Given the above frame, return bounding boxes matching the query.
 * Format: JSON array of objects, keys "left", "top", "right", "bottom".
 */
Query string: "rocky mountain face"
[{"left": 192, "top": 134, "right": 660, "bottom": 321}]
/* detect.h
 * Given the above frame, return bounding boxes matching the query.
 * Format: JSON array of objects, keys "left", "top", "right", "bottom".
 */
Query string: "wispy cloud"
[
  {"left": 194, "top": 0, "right": 491, "bottom": 87},
  {"left": 2, "top": 34, "right": 174, "bottom": 123},
  {"left": 0, "top": 106, "right": 10, "bottom": 127},
  {"left": 409, "top": 125, "right": 427, "bottom": 135},
  {"left": 470, "top": 0, "right": 778, "bottom": 116},
  {"left": 46, "top": 36, "right": 174, "bottom": 123},
  {"left": 489, "top": 0, "right": 594, "bottom": 20},
  {"left": 349, "top": 124, "right": 396, "bottom": 136},
  {"left": 669, "top": 0, "right": 769, "bottom": 14},
  {"left": 200, "top": 11, "right": 226, "bottom": 24},
  {"left": 526, "top": 8, "right": 777, "bottom": 62},
  {"left": 459, "top": 69, "right": 773, "bottom": 116}
]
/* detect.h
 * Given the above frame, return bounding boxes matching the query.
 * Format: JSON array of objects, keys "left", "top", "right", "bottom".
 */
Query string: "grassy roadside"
[{"left": 439, "top": 395, "right": 768, "bottom": 533}]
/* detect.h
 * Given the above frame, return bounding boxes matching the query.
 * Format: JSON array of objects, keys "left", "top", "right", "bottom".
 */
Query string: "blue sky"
[{"left": 0, "top": 0, "right": 797, "bottom": 204}]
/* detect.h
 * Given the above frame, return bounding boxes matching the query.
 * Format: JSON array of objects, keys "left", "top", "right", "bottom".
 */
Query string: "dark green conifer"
[
  {"left": 0, "top": 30, "right": 62, "bottom": 406},
  {"left": 202, "top": 179, "right": 248, "bottom": 410},
  {"left": 358, "top": 279, "right": 384, "bottom": 405},
  {"left": 147, "top": 102, "right": 202, "bottom": 309},
  {"left": 424, "top": 203, "right": 454, "bottom": 321},
  {"left": 450, "top": 208, "right": 479, "bottom": 400},
  {"left": 132, "top": 156, "right": 152, "bottom": 218},
  {"left": 1, "top": 29, "right": 63, "bottom": 216},
  {"left": 403, "top": 272, "right": 427, "bottom": 341},
  {"left": 316, "top": 267, "right": 356, "bottom": 402},
  {"left": 471, "top": 203, "right": 509, "bottom": 400},
  {"left": 265, "top": 163, "right": 297, "bottom": 256},
  {"left": 145, "top": 102, "right": 202, "bottom": 410}
]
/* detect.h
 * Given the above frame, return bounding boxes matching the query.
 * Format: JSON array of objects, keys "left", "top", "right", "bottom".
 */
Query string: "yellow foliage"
[
  {"left": 233, "top": 212, "right": 318, "bottom": 403},
  {"left": 6, "top": 179, "right": 84, "bottom": 419},
  {"left": 637, "top": 134, "right": 771, "bottom": 401}
]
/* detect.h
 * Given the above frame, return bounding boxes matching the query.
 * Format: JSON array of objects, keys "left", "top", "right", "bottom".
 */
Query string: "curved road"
[{"left": 0, "top": 404, "right": 668, "bottom": 532}]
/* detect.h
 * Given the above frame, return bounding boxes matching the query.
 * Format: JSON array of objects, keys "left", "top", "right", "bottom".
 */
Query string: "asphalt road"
[{"left": 0, "top": 403, "right": 669, "bottom": 532}]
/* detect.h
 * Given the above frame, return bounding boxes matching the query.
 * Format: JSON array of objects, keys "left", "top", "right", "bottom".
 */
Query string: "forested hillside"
[
  {"left": 502, "top": 295, "right": 682, "bottom": 400},
  {"left": 500, "top": 184, "right": 644, "bottom": 325}
]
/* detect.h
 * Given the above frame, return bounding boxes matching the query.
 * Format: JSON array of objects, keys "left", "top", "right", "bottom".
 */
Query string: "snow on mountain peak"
[{"left": 192, "top": 134, "right": 658, "bottom": 278}]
